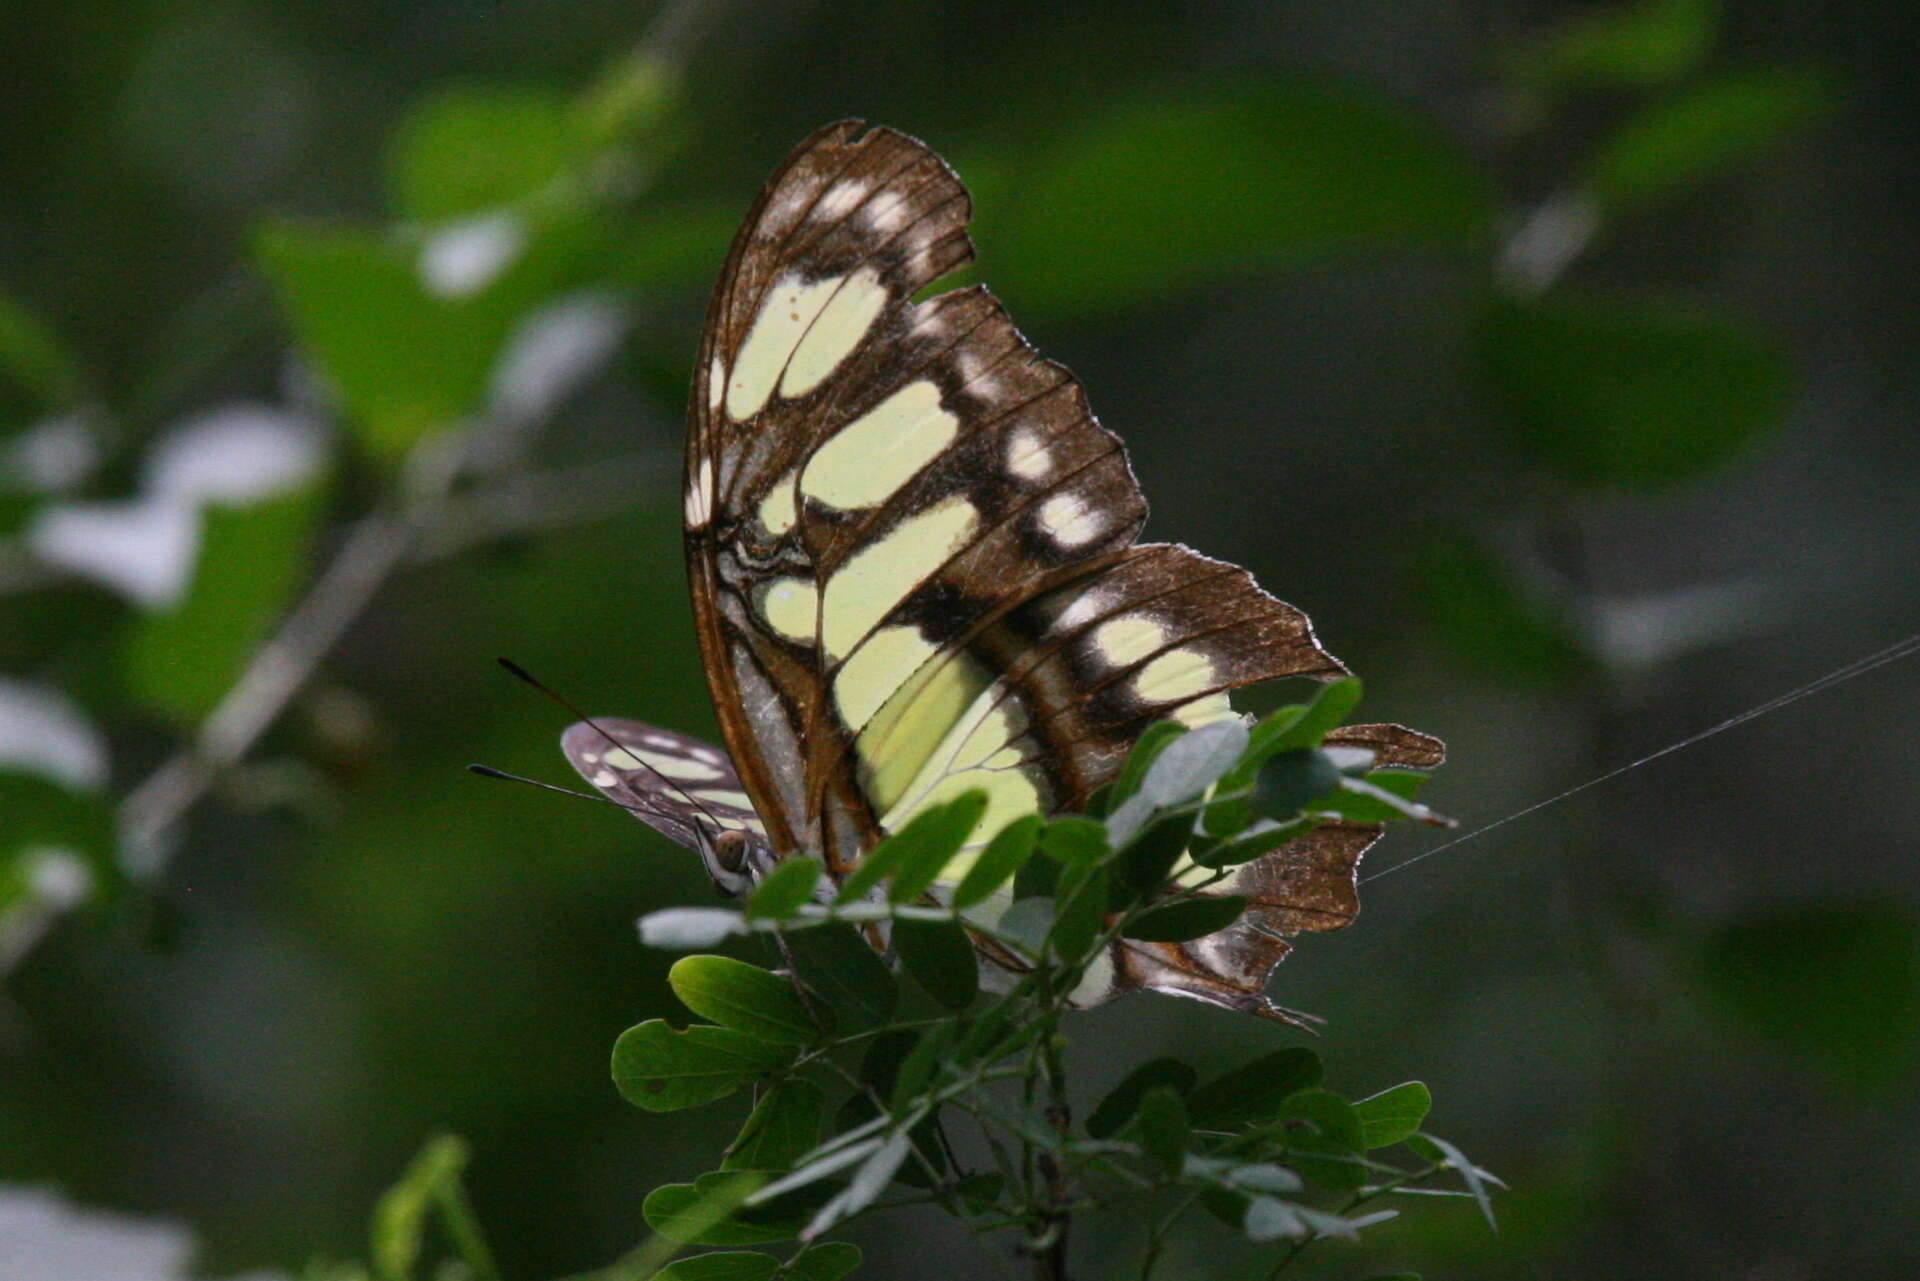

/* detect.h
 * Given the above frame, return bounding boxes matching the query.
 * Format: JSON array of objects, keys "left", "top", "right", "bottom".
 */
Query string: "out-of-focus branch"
[{"left": 114, "top": 448, "right": 666, "bottom": 865}]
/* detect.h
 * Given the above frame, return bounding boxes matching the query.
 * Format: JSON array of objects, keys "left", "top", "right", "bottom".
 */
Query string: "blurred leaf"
[
  {"left": 951, "top": 813, "right": 1040, "bottom": 909},
  {"left": 1254, "top": 749, "right": 1345, "bottom": 819},
  {"left": 390, "top": 85, "right": 578, "bottom": 223},
  {"left": 125, "top": 484, "right": 324, "bottom": 720},
  {"left": 889, "top": 1023, "right": 957, "bottom": 1109},
  {"left": 894, "top": 916, "right": 978, "bottom": 1010},
  {"left": 644, "top": 1173, "right": 800, "bottom": 1246},
  {"left": 1139, "top": 719, "right": 1249, "bottom": 807},
  {"left": 1048, "top": 865, "right": 1110, "bottom": 964},
  {"left": 1134, "top": 1085, "right": 1190, "bottom": 1177},
  {"left": 370, "top": 1134, "right": 468, "bottom": 1281},
  {"left": 648, "top": 1252, "right": 777, "bottom": 1281},
  {"left": 1415, "top": 534, "right": 1586, "bottom": 684},
  {"left": 610, "top": 206, "right": 740, "bottom": 292},
  {"left": 885, "top": 790, "right": 989, "bottom": 903},
  {"left": 640, "top": 907, "right": 746, "bottom": 949},
  {"left": 1506, "top": 0, "right": 1718, "bottom": 92},
  {"left": 989, "top": 81, "right": 1490, "bottom": 314},
  {"left": 1354, "top": 1081, "right": 1433, "bottom": 1149},
  {"left": 1242, "top": 1196, "right": 1308, "bottom": 1243},
  {"left": 1110, "top": 720, "right": 1190, "bottom": 809},
  {"left": 723, "top": 1079, "right": 825, "bottom": 1173},
  {"left": 1207, "top": 679, "right": 1361, "bottom": 836},
  {"left": 743, "top": 857, "right": 820, "bottom": 920},
  {"left": 1481, "top": 294, "right": 1789, "bottom": 487},
  {"left": 1316, "top": 770, "right": 1431, "bottom": 824},
  {"left": 804, "top": 1130, "right": 912, "bottom": 1236},
  {"left": 1187, "top": 1048, "right": 1323, "bottom": 1129},
  {"left": 1407, "top": 1132, "right": 1500, "bottom": 1229},
  {"left": 1591, "top": 67, "right": 1834, "bottom": 206},
  {"left": 1087, "top": 1058, "right": 1198, "bottom": 1139},
  {"left": 1700, "top": 903, "right": 1920, "bottom": 1093},
  {"left": 610, "top": 1019, "right": 791, "bottom": 1112},
  {"left": 255, "top": 216, "right": 591, "bottom": 460},
  {"left": 1040, "top": 816, "right": 1109, "bottom": 866},
  {"left": 834, "top": 793, "right": 986, "bottom": 904},
  {"left": 1114, "top": 815, "right": 1197, "bottom": 904},
  {"left": 783, "top": 922, "right": 897, "bottom": 1025},
  {"left": 784, "top": 1242, "right": 862, "bottom": 1281},
  {"left": 0, "top": 288, "right": 81, "bottom": 430},
  {"left": 669, "top": 955, "right": 822, "bottom": 1044},
  {"left": 1123, "top": 895, "right": 1247, "bottom": 943},
  {"left": 1276, "top": 1090, "right": 1367, "bottom": 1192}
]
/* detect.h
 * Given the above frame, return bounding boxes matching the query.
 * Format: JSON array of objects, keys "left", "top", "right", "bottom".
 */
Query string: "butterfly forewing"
[
  {"left": 566, "top": 119, "right": 1443, "bottom": 1023},
  {"left": 683, "top": 121, "right": 1348, "bottom": 889}
]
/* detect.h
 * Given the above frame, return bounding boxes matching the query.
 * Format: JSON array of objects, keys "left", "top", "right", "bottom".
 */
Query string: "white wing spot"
[
  {"left": 591, "top": 769, "right": 616, "bottom": 788},
  {"left": 761, "top": 577, "right": 820, "bottom": 644},
  {"left": 1038, "top": 492, "right": 1103, "bottom": 547},
  {"left": 1093, "top": 615, "right": 1167, "bottom": 667},
  {"left": 685, "top": 457, "right": 714, "bottom": 528},
  {"left": 1006, "top": 429, "right": 1052, "bottom": 481},
  {"left": 803, "top": 381, "right": 957, "bottom": 510},
  {"left": 707, "top": 355, "right": 726, "bottom": 411},
  {"left": 728, "top": 273, "right": 845, "bottom": 420},
  {"left": 816, "top": 178, "right": 870, "bottom": 220},
  {"left": 780, "top": 267, "right": 888, "bottom": 399},
  {"left": 1054, "top": 588, "right": 1112, "bottom": 633},
  {"left": 1134, "top": 648, "right": 1218, "bottom": 703}
]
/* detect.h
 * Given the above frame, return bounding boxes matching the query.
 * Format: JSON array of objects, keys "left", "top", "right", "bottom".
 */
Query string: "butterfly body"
[{"left": 564, "top": 122, "right": 1441, "bottom": 1021}]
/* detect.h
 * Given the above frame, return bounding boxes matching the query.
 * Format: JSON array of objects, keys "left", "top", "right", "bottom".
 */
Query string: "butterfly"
[{"left": 562, "top": 121, "right": 1442, "bottom": 1022}]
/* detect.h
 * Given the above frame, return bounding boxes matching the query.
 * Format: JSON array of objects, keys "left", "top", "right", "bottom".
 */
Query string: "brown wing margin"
[{"left": 1107, "top": 724, "right": 1448, "bottom": 1026}]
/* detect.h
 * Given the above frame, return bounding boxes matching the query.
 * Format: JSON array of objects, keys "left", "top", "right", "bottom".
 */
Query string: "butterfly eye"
[{"left": 709, "top": 829, "right": 751, "bottom": 875}]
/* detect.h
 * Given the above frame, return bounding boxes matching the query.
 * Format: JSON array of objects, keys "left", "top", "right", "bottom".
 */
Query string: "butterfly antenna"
[
  {"left": 466, "top": 763, "right": 656, "bottom": 813},
  {"left": 494, "top": 657, "right": 730, "bottom": 830}
]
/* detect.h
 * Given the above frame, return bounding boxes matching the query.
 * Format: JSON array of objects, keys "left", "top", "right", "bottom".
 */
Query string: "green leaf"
[
  {"left": 884, "top": 790, "right": 988, "bottom": 903},
  {"left": 1275, "top": 1090, "right": 1367, "bottom": 1192},
  {"left": 1414, "top": 534, "right": 1587, "bottom": 685},
  {"left": 611, "top": 1019, "right": 791, "bottom": 1112},
  {"left": 390, "top": 85, "right": 578, "bottom": 223},
  {"left": 126, "top": 484, "right": 325, "bottom": 720},
  {"left": 1316, "top": 771, "right": 1432, "bottom": 824},
  {"left": 951, "top": 813, "right": 1040, "bottom": 909},
  {"left": 1700, "top": 904, "right": 1920, "bottom": 1093},
  {"left": 1482, "top": 294, "right": 1789, "bottom": 489},
  {"left": 784, "top": 1242, "right": 863, "bottom": 1281},
  {"left": 1110, "top": 720, "right": 1190, "bottom": 808},
  {"left": 1353, "top": 1081, "right": 1433, "bottom": 1149},
  {"left": 1133, "top": 1085, "right": 1191, "bottom": 1177},
  {"left": 669, "top": 955, "right": 822, "bottom": 1045},
  {"left": 889, "top": 1023, "right": 958, "bottom": 1110},
  {"left": 1048, "top": 866, "right": 1110, "bottom": 965},
  {"left": 648, "top": 1252, "right": 778, "bottom": 1281},
  {"left": 1591, "top": 67, "right": 1833, "bottom": 207},
  {"left": 894, "top": 916, "right": 978, "bottom": 1010},
  {"left": 1187, "top": 1049, "right": 1323, "bottom": 1129},
  {"left": 1039, "top": 816, "right": 1109, "bottom": 866},
  {"left": 989, "top": 81, "right": 1490, "bottom": 315},
  {"left": 1012, "top": 849, "right": 1061, "bottom": 901},
  {"left": 723, "top": 1079, "right": 825, "bottom": 1173},
  {"left": 1087, "top": 1058, "right": 1198, "bottom": 1139},
  {"left": 743, "top": 858, "right": 820, "bottom": 921},
  {"left": 1254, "top": 750, "right": 1345, "bottom": 820},
  {"left": 0, "top": 288, "right": 81, "bottom": 429},
  {"left": 254, "top": 216, "right": 590, "bottom": 460},
  {"left": 1123, "top": 895, "right": 1248, "bottom": 943},
  {"left": 370, "top": 1134, "right": 468, "bottom": 1281},
  {"left": 782, "top": 923, "right": 897, "bottom": 1026},
  {"left": 1137, "top": 719, "right": 1248, "bottom": 808},
  {"left": 1207, "top": 679, "right": 1361, "bottom": 836},
  {"left": 644, "top": 1173, "right": 803, "bottom": 1246},
  {"left": 1114, "top": 816, "right": 1197, "bottom": 904},
  {"left": 1505, "top": 0, "right": 1717, "bottom": 92},
  {"left": 1193, "top": 818, "right": 1311, "bottom": 870}
]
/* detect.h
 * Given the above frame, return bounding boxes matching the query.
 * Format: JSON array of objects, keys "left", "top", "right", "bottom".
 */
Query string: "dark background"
[{"left": 2, "top": 1, "right": 1916, "bottom": 1278}]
